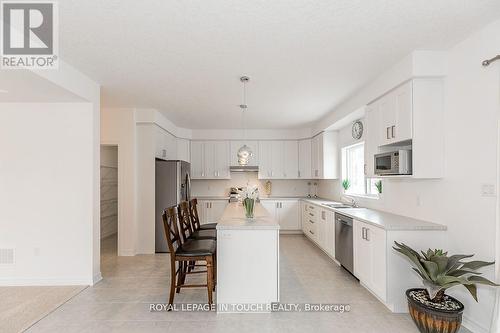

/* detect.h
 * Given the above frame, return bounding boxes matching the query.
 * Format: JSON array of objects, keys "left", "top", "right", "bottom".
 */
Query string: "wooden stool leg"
[
  {"left": 213, "top": 254, "right": 217, "bottom": 291},
  {"left": 176, "top": 261, "right": 185, "bottom": 293},
  {"left": 169, "top": 260, "right": 177, "bottom": 306},
  {"left": 206, "top": 256, "right": 214, "bottom": 305}
]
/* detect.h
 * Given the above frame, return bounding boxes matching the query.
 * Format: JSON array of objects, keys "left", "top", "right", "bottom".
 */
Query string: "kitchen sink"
[{"left": 322, "top": 203, "right": 354, "bottom": 209}]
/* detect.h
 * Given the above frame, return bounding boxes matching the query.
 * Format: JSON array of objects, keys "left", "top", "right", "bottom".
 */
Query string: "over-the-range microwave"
[{"left": 374, "top": 150, "right": 412, "bottom": 176}]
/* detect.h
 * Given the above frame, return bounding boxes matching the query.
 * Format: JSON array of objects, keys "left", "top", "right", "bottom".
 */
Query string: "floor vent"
[{"left": 0, "top": 249, "right": 14, "bottom": 264}]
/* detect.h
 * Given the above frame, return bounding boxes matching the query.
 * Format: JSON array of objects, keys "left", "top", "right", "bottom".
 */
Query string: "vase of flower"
[
  {"left": 240, "top": 185, "right": 259, "bottom": 219},
  {"left": 243, "top": 197, "right": 255, "bottom": 218}
]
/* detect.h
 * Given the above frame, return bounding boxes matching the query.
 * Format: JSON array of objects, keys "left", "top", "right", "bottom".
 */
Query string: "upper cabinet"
[
  {"left": 190, "top": 141, "right": 230, "bottom": 179},
  {"left": 258, "top": 141, "right": 299, "bottom": 179},
  {"left": 366, "top": 78, "right": 444, "bottom": 178},
  {"left": 311, "top": 131, "right": 339, "bottom": 179},
  {"left": 154, "top": 126, "right": 177, "bottom": 160},
  {"left": 230, "top": 141, "right": 259, "bottom": 166},
  {"left": 377, "top": 81, "right": 413, "bottom": 146},
  {"left": 298, "top": 139, "right": 312, "bottom": 179},
  {"left": 176, "top": 138, "right": 190, "bottom": 163}
]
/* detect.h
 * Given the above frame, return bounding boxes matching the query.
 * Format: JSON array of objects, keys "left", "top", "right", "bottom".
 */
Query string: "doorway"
[{"left": 100, "top": 145, "right": 118, "bottom": 257}]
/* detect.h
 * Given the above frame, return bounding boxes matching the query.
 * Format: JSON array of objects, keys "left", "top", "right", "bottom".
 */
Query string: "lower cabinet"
[
  {"left": 353, "top": 220, "right": 387, "bottom": 302},
  {"left": 303, "top": 203, "right": 335, "bottom": 258},
  {"left": 198, "top": 200, "right": 228, "bottom": 224},
  {"left": 261, "top": 199, "right": 300, "bottom": 231}
]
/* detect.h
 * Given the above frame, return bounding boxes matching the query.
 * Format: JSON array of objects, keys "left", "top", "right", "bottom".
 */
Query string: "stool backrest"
[
  {"left": 189, "top": 198, "right": 201, "bottom": 231},
  {"left": 162, "top": 206, "right": 182, "bottom": 252},
  {"left": 177, "top": 201, "right": 194, "bottom": 243}
]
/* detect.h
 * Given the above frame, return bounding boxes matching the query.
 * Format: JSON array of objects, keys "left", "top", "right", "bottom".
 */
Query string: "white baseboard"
[
  {"left": 92, "top": 272, "right": 102, "bottom": 285},
  {"left": 463, "top": 315, "right": 489, "bottom": 333},
  {"left": 0, "top": 277, "right": 92, "bottom": 286},
  {"left": 118, "top": 249, "right": 135, "bottom": 256},
  {"left": 280, "top": 230, "right": 302, "bottom": 235}
]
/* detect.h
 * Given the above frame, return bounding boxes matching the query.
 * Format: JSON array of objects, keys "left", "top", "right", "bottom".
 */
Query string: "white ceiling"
[{"left": 58, "top": 0, "right": 500, "bottom": 129}]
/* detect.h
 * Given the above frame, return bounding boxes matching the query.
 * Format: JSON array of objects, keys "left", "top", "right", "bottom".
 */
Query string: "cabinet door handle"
[
  {"left": 309, "top": 212, "right": 314, "bottom": 217},
  {"left": 362, "top": 227, "right": 366, "bottom": 240},
  {"left": 386, "top": 127, "right": 391, "bottom": 139},
  {"left": 364, "top": 164, "right": 367, "bottom": 175},
  {"left": 309, "top": 220, "right": 315, "bottom": 224},
  {"left": 391, "top": 125, "right": 395, "bottom": 138},
  {"left": 321, "top": 211, "right": 325, "bottom": 220},
  {"left": 365, "top": 228, "right": 370, "bottom": 241},
  {"left": 298, "top": 170, "right": 301, "bottom": 178},
  {"left": 309, "top": 230, "right": 314, "bottom": 235}
]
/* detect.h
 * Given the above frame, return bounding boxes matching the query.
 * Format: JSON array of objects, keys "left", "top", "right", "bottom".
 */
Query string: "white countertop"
[
  {"left": 194, "top": 195, "right": 446, "bottom": 231},
  {"left": 301, "top": 198, "right": 447, "bottom": 231},
  {"left": 216, "top": 202, "right": 280, "bottom": 230}
]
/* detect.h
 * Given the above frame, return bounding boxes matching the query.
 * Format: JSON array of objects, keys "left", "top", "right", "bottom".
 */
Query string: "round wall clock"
[{"left": 352, "top": 120, "right": 363, "bottom": 140}]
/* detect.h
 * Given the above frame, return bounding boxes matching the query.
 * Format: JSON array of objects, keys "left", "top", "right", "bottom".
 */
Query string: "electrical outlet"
[{"left": 481, "top": 184, "right": 496, "bottom": 197}]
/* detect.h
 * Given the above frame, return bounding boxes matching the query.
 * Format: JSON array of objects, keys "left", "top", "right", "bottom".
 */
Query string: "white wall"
[
  {"left": 0, "top": 103, "right": 96, "bottom": 285},
  {"left": 191, "top": 173, "right": 315, "bottom": 198},
  {"left": 101, "top": 108, "right": 137, "bottom": 256},
  {"left": 319, "top": 19, "right": 500, "bottom": 332}
]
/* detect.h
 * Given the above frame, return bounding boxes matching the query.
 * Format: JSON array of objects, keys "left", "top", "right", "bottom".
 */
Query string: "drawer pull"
[
  {"left": 309, "top": 220, "right": 315, "bottom": 224},
  {"left": 309, "top": 230, "right": 314, "bottom": 235}
]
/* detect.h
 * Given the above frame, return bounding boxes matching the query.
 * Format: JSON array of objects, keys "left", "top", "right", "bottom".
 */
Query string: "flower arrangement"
[{"left": 239, "top": 185, "right": 259, "bottom": 218}]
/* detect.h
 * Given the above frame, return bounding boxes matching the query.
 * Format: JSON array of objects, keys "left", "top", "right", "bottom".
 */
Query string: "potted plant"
[
  {"left": 342, "top": 179, "right": 350, "bottom": 192},
  {"left": 375, "top": 180, "right": 382, "bottom": 194},
  {"left": 393, "top": 242, "right": 498, "bottom": 333}
]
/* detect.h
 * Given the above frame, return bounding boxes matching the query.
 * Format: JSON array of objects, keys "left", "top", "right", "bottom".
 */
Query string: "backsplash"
[{"left": 191, "top": 172, "right": 317, "bottom": 198}]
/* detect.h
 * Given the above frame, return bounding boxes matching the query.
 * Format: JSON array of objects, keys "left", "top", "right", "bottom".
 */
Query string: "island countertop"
[{"left": 216, "top": 202, "right": 280, "bottom": 230}]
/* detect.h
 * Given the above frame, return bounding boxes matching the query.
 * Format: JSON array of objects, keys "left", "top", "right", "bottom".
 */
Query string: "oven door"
[{"left": 375, "top": 153, "right": 395, "bottom": 175}]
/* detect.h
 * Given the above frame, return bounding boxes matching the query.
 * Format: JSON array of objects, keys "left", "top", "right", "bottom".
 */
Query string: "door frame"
[{"left": 100, "top": 142, "right": 121, "bottom": 255}]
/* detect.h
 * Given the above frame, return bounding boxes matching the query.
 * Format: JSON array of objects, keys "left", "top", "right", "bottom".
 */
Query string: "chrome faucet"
[{"left": 343, "top": 195, "right": 358, "bottom": 208}]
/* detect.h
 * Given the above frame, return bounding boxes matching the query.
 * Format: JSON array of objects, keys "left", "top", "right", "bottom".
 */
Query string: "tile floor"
[{"left": 26, "top": 235, "right": 469, "bottom": 333}]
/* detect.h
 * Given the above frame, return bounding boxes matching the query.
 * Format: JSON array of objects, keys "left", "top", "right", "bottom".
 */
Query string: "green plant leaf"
[
  {"left": 431, "top": 255, "right": 449, "bottom": 273},
  {"left": 460, "top": 261, "right": 495, "bottom": 271},
  {"left": 467, "top": 275, "right": 500, "bottom": 286},
  {"left": 448, "top": 269, "right": 482, "bottom": 277},
  {"left": 463, "top": 284, "right": 478, "bottom": 302},
  {"left": 445, "top": 254, "right": 474, "bottom": 272},
  {"left": 421, "top": 260, "right": 439, "bottom": 281},
  {"left": 393, "top": 242, "right": 429, "bottom": 280}
]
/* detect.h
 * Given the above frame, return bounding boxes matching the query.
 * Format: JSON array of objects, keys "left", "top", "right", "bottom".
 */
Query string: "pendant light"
[{"left": 237, "top": 76, "right": 253, "bottom": 166}]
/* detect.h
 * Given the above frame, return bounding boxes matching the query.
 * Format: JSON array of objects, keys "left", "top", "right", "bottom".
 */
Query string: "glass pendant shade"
[{"left": 237, "top": 144, "right": 253, "bottom": 166}]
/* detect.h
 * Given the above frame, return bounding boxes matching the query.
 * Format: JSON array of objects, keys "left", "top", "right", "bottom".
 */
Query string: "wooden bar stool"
[
  {"left": 178, "top": 201, "right": 216, "bottom": 240},
  {"left": 162, "top": 207, "right": 216, "bottom": 306},
  {"left": 189, "top": 198, "right": 217, "bottom": 230}
]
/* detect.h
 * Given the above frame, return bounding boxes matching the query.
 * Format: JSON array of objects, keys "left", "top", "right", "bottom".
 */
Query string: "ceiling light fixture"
[{"left": 237, "top": 76, "right": 253, "bottom": 166}]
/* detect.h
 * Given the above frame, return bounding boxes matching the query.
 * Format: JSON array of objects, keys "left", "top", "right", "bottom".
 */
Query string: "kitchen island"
[{"left": 216, "top": 202, "right": 280, "bottom": 313}]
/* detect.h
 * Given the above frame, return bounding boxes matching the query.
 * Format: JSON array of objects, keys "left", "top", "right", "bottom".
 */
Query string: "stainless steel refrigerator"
[{"left": 155, "top": 159, "right": 191, "bottom": 253}]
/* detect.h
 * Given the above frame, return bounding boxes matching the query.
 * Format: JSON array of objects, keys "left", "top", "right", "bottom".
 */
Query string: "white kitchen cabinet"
[
  {"left": 190, "top": 141, "right": 205, "bottom": 178},
  {"left": 353, "top": 220, "right": 387, "bottom": 302},
  {"left": 258, "top": 141, "right": 299, "bottom": 179},
  {"left": 283, "top": 141, "right": 299, "bottom": 179},
  {"left": 303, "top": 203, "right": 318, "bottom": 242},
  {"left": 300, "top": 201, "right": 308, "bottom": 234},
  {"left": 154, "top": 126, "right": 177, "bottom": 160},
  {"left": 298, "top": 139, "right": 312, "bottom": 179},
  {"left": 260, "top": 199, "right": 300, "bottom": 231},
  {"left": 190, "top": 141, "right": 230, "bottom": 179},
  {"left": 364, "top": 105, "right": 380, "bottom": 178},
  {"left": 377, "top": 81, "right": 412, "bottom": 146},
  {"left": 230, "top": 141, "right": 259, "bottom": 166},
  {"left": 311, "top": 132, "right": 339, "bottom": 179},
  {"left": 369, "top": 78, "right": 444, "bottom": 178},
  {"left": 176, "top": 138, "right": 190, "bottom": 163},
  {"left": 198, "top": 200, "right": 228, "bottom": 224}
]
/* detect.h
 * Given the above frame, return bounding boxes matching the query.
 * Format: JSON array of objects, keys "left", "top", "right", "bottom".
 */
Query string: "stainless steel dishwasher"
[{"left": 335, "top": 213, "right": 354, "bottom": 275}]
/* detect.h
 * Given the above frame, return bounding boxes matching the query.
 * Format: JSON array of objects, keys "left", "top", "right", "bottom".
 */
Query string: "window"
[{"left": 342, "top": 142, "right": 380, "bottom": 198}]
